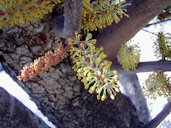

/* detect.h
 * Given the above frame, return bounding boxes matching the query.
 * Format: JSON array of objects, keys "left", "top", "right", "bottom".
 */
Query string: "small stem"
[{"left": 145, "top": 18, "right": 171, "bottom": 28}]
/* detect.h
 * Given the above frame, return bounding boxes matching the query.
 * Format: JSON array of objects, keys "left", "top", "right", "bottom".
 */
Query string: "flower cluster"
[
  {"left": 119, "top": 43, "right": 140, "bottom": 70},
  {"left": 82, "top": 0, "right": 128, "bottom": 31},
  {"left": 154, "top": 32, "right": 171, "bottom": 59},
  {"left": 17, "top": 43, "right": 70, "bottom": 81},
  {"left": 68, "top": 32, "right": 120, "bottom": 101},
  {"left": 0, "top": 0, "right": 61, "bottom": 28},
  {"left": 143, "top": 71, "right": 171, "bottom": 102}
]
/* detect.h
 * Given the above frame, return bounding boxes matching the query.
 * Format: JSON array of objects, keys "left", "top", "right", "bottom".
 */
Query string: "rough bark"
[
  {"left": 0, "top": 87, "right": 50, "bottom": 128},
  {"left": 119, "top": 74, "right": 150, "bottom": 123},
  {"left": 97, "top": 0, "right": 171, "bottom": 61},
  {"left": 143, "top": 102, "right": 171, "bottom": 128},
  {"left": 0, "top": 22, "right": 141, "bottom": 128},
  {"left": 1, "top": 1, "right": 170, "bottom": 127}
]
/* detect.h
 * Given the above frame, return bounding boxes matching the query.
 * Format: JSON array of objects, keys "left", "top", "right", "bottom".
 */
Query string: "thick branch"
[
  {"left": 97, "top": 0, "right": 171, "bottom": 61},
  {"left": 111, "top": 60, "right": 171, "bottom": 74},
  {"left": 0, "top": 87, "right": 50, "bottom": 128},
  {"left": 119, "top": 74, "right": 150, "bottom": 123},
  {"left": 53, "top": 0, "right": 83, "bottom": 38},
  {"left": 143, "top": 102, "right": 171, "bottom": 128}
]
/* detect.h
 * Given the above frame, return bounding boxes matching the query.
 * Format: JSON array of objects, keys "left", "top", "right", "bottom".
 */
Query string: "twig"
[
  {"left": 142, "top": 29, "right": 171, "bottom": 39},
  {"left": 145, "top": 18, "right": 171, "bottom": 28},
  {"left": 142, "top": 29, "right": 158, "bottom": 36}
]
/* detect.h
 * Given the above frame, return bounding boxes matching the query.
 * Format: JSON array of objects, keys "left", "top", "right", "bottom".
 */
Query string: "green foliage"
[
  {"left": 68, "top": 33, "right": 120, "bottom": 101},
  {"left": 154, "top": 32, "right": 171, "bottom": 59},
  {"left": 0, "top": 0, "right": 61, "bottom": 28},
  {"left": 143, "top": 71, "right": 171, "bottom": 102},
  {"left": 0, "top": 0, "right": 128, "bottom": 32},
  {"left": 82, "top": 0, "right": 128, "bottom": 32},
  {"left": 119, "top": 43, "right": 140, "bottom": 70}
]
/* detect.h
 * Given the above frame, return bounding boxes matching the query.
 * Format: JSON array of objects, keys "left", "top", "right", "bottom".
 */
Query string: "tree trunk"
[
  {"left": 0, "top": 87, "right": 50, "bottom": 128},
  {"left": 0, "top": 22, "right": 141, "bottom": 127}
]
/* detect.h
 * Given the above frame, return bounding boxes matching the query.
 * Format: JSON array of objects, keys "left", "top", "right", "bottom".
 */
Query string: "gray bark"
[
  {"left": 119, "top": 74, "right": 150, "bottom": 123},
  {"left": 0, "top": 22, "right": 141, "bottom": 128},
  {"left": 0, "top": 87, "right": 50, "bottom": 128},
  {"left": 111, "top": 60, "right": 171, "bottom": 75},
  {"left": 97, "top": 0, "right": 171, "bottom": 61},
  {"left": 52, "top": 0, "right": 83, "bottom": 38}
]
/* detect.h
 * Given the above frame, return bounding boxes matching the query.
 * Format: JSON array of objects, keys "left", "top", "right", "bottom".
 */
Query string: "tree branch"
[
  {"left": 111, "top": 60, "right": 171, "bottom": 74},
  {"left": 53, "top": 0, "right": 83, "bottom": 38},
  {"left": 96, "top": 0, "right": 171, "bottom": 61},
  {"left": 0, "top": 87, "right": 50, "bottom": 128},
  {"left": 142, "top": 29, "right": 158, "bottom": 36},
  {"left": 145, "top": 18, "right": 171, "bottom": 28},
  {"left": 0, "top": 63, "right": 3, "bottom": 72},
  {"left": 142, "top": 102, "right": 171, "bottom": 128},
  {"left": 142, "top": 28, "right": 171, "bottom": 39}
]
